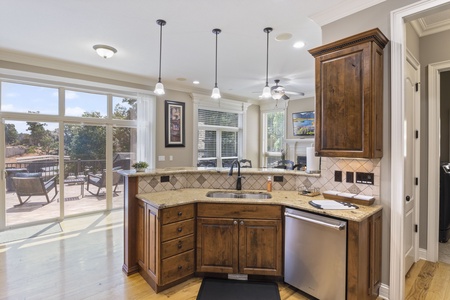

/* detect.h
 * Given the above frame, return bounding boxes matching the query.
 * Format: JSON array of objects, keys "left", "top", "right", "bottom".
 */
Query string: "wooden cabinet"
[
  {"left": 309, "top": 28, "right": 388, "bottom": 158},
  {"left": 196, "top": 203, "right": 282, "bottom": 277},
  {"left": 136, "top": 201, "right": 195, "bottom": 292},
  {"left": 347, "top": 210, "right": 382, "bottom": 300}
]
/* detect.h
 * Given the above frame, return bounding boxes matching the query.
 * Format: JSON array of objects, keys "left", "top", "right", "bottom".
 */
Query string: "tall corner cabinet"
[{"left": 309, "top": 28, "right": 389, "bottom": 158}]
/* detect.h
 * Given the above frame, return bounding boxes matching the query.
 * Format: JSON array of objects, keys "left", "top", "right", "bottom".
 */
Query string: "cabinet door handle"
[
  {"left": 178, "top": 265, "right": 183, "bottom": 270},
  {"left": 178, "top": 211, "right": 183, "bottom": 216},
  {"left": 233, "top": 220, "right": 238, "bottom": 225},
  {"left": 177, "top": 227, "right": 183, "bottom": 232},
  {"left": 177, "top": 241, "right": 183, "bottom": 249},
  {"left": 240, "top": 221, "right": 244, "bottom": 225}
]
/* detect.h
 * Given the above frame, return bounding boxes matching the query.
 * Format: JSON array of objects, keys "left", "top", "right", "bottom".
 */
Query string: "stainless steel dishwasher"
[{"left": 284, "top": 207, "right": 347, "bottom": 300}]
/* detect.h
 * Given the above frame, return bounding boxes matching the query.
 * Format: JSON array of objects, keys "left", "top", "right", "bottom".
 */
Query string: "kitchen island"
[{"left": 120, "top": 168, "right": 382, "bottom": 299}]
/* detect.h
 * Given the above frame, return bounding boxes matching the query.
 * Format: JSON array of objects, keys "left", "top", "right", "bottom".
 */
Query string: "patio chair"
[
  {"left": 11, "top": 173, "right": 58, "bottom": 205},
  {"left": 239, "top": 159, "right": 252, "bottom": 168},
  {"left": 86, "top": 169, "right": 122, "bottom": 196}
]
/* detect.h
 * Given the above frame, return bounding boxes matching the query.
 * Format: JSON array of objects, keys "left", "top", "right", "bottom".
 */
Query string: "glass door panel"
[
  {"left": 64, "top": 124, "right": 106, "bottom": 216},
  {"left": 4, "top": 120, "right": 60, "bottom": 226}
]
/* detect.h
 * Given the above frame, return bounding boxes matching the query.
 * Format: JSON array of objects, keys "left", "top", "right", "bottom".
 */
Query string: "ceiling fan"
[{"left": 270, "top": 79, "right": 304, "bottom": 100}]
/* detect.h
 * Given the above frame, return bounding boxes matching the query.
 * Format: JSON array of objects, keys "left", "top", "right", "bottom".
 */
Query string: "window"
[
  {"left": 197, "top": 108, "right": 241, "bottom": 167},
  {"left": 1, "top": 82, "right": 59, "bottom": 114},
  {"left": 262, "top": 110, "right": 285, "bottom": 167}
]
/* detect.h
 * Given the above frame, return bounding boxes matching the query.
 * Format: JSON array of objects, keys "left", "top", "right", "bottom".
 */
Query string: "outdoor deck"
[{"left": 5, "top": 181, "right": 124, "bottom": 227}]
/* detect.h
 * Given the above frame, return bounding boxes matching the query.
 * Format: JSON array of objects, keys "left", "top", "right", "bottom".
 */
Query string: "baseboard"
[{"left": 378, "top": 283, "right": 390, "bottom": 299}]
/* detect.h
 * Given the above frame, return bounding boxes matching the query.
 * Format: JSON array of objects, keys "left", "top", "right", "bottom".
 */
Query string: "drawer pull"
[
  {"left": 177, "top": 241, "right": 183, "bottom": 249},
  {"left": 233, "top": 220, "right": 238, "bottom": 225},
  {"left": 240, "top": 221, "right": 244, "bottom": 225},
  {"left": 178, "top": 211, "right": 183, "bottom": 216},
  {"left": 178, "top": 265, "right": 183, "bottom": 270},
  {"left": 177, "top": 227, "right": 183, "bottom": 232}
]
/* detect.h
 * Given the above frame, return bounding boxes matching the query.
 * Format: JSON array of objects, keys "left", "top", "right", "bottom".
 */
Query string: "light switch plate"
[{"left": 158, "top": 155, "right": 165, "bottom": 161}]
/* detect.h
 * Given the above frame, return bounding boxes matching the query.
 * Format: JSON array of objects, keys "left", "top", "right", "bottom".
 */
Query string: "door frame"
[
  {"left": 391, "top": 1, "right": 450, "bottom": 299},
  {"left": 427, "top": 61, "right": 450, "bottom": 261}
]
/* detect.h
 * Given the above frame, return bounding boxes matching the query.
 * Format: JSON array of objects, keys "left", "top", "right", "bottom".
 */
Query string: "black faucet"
[{"left": 228, "top": 160, "right": 242, "bottom": 190}]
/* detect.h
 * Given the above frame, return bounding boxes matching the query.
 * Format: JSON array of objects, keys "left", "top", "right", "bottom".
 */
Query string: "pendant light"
[
  {"left": 154, "top": 19, "right": 166, "bottom": 95},
  {"left": 262, "top": 27, "right": 273, "bottom": 98},
  {"left": 211, "top": 28, "right": 222, "bottom": 99}
]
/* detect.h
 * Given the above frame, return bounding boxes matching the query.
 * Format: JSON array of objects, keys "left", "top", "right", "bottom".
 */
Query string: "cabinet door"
[
  {"left": 238, "top": 219, "right": 282, "bottom": 276},
  {"left": 145, "top": 203, "right": 159, "bottom": 282},
  {"left": 316, "top": 42, "right": 370, "bottom": 157},
  {"left": 196, "top": 217, "right": 238, "bottom": 274}
]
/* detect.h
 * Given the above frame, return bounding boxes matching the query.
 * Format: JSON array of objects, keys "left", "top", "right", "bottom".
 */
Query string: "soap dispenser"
[{"left": 267, "top": 176, "right": 272, "bottom": 192}]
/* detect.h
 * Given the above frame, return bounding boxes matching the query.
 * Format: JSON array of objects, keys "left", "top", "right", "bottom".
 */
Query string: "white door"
[{"left": 404, "top": 51, "right": 420, "bottom": 275}]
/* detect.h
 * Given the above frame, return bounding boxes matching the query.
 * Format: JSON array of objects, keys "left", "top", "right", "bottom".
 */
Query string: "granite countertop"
[
  {"left": 119, "top": 167, "right": 320, "bottom": 177},
  {"left": 136, "top": 189, "right": 382, "bottom": 222}
]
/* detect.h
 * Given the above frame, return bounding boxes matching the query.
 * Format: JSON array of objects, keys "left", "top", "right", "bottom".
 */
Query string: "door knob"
[{"left": 406, "top": 195, "right": 411, "bottom": 202}]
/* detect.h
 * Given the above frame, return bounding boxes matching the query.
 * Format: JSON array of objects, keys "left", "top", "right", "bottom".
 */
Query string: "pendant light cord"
[
  {"left": 264, "top": 27, "right": 272, "bottom": 88},
  {"left": 213, "top": 29, "right": 221, "bottom": 88},
  {"left": 156, "top": 19, "right": 166, "bottom": 83}
]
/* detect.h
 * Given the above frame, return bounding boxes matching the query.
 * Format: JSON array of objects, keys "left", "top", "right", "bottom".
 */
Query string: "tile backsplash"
[{"left": 138, "top": 157, "right": 381, "bottom": 201}]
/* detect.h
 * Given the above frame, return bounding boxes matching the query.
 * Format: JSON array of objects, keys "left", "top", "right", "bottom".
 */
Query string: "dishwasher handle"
[{"left": 285, "top": 212, "right": 346, "bottom": 231}]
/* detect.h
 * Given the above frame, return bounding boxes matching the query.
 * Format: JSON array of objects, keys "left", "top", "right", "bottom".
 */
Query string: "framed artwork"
[
  {"left": 292, "top": 111, "right": 315, "bottom": 136},
  {"left": 165, "top": 100, "right": 185, "bottom": 147}
]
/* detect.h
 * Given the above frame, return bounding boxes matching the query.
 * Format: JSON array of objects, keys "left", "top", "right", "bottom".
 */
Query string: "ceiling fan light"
[
  {"left": 271, "top": 85, "right": 285, "bottom": 100},
  {"left": 211, "top": 87, "right": 221, "bottom": 99},
  {"left": 93, "top": 44, "right": 117, "bottom": 58},
  {"left": 262, "top": 86, "right": 271, "bottom": 98},
  {"left": 154, "top": 82, "right": 165, "bottom": 95}
]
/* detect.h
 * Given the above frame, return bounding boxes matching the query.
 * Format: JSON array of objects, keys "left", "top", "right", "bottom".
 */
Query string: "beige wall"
[{"left": 154, "top": 90, "right": 194, "bottom": 168}]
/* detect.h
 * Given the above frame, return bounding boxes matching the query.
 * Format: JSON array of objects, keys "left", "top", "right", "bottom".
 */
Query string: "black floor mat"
[{"left": 196, "top": 277, "right": 281, "bottom": 300}]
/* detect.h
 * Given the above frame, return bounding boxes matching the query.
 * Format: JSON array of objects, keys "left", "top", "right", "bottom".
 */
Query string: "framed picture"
[
  {"left": 165, "top": 100, "right": 185, "bottom": 147},
  {"left": 292, "top": 111, "right": 315, "bottom": 136}
]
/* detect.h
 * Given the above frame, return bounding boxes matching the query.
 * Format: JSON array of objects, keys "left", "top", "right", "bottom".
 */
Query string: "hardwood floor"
[
  {"left": 0, "top": 210, "right": 308, "bottom": 300},
  {"left": 405, "top": 259, "right": 450, "bottom": 299}
]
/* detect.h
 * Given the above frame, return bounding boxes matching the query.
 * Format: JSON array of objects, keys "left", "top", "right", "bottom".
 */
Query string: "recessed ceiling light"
[
  {"left": 193, "top": 80, "right": 200, "bottom": 85},
  {"left": 275, "top": 33, "right": 293, "bottom": 41},
  {"left": 293, "top": 41, "right": 305, "bottom": 48}
]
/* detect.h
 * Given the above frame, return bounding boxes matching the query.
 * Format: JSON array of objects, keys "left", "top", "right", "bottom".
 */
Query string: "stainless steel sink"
[{"left": 206, "top": 191, "right": 272, "bottom": 199}]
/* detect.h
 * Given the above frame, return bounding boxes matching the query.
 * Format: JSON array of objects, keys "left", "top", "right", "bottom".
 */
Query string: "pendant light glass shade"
[
  {"left": 262, "top": 27, "right": 273, "bottom": 98},
  {"left": 211, "top": 28, "right": 221, "bottom": 99},
  {"left": 154, "top": 19, "right": 166, "bottom": 95}
]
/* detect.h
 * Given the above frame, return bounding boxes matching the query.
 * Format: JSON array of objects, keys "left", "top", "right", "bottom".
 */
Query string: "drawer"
[
  {"left": 161, "top": 234, "right": 194, "bottom": 259},
  {"left": 197, "top": 203, "right": 281, "bottom": 219},
  {"left": 162, "top": 204, "right": 195, "bottom": 225},
  {"left": 161, "top": 219, "right": 195, "bottom": 242},
  {"left": 160, "top": 250, "right": 195, "bottom": 285}
]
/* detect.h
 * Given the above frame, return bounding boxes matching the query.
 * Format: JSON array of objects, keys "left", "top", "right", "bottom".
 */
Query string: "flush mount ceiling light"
[
  {"left": 93, "top": 44, "right": 117, "bottom": 59},
  {"left": 154, "top": 19, "right": 167, "bottom": 95},
  {"left": 211, "top": 28, "right": 221, "bottom": 99},
  {"left": 262, "top": 27, "right": 273, "bottom": 99}
]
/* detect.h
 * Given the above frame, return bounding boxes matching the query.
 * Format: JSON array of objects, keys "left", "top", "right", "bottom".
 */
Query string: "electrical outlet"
[
  {"left": 160, "top": 175, "right": 170, "bottom": 182},
  {"left": 355, "top": 172, "right": 374, "bottom": 185},
  {"left": 334, "top": 170, "right": 342, "bottom": 182},
  {"left": 274, "top": 176, "right": 284, "bottom": 182},
  {"left": 346, "top": 172, "right": 354, "bottom": 183},
  {"left": 158, "top": 155, "right": 165, "bottom": 161}
]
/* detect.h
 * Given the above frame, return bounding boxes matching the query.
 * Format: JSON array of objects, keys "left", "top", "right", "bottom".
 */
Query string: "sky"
[{"left": 1, "top": 82, "right": 129, "bottom": 133}]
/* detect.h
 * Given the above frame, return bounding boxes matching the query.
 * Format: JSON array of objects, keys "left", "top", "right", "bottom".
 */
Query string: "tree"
[
  {"left": 68, "top": 112, "right": 106, "bottom": 160},
  {"left": 26, "top": 122, "right": 49, "bottom": 146},
  {"left": 5, "top": 123, "right": 18, "bottom": 145}
]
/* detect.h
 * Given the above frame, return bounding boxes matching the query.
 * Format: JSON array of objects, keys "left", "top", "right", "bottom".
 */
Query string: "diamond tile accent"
[{"left": 197, "top": 175, "right": 207, "bottom": 185}]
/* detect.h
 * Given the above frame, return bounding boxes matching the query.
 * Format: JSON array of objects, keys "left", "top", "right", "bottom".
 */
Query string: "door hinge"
[
  {"left": 415, "top": 130, "right": 419, "bottom": 139},
  {"left": 415, "top": 82, "right": 420, "bottom": 92},
  {"left": 415, "top": 224, "right": 418, "bottom": 233},
  {"left": 415, "top": 177, "right": 418, "bottom": 185}
]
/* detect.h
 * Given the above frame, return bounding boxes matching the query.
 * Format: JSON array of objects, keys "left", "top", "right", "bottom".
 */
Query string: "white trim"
[
  {"left": 378, "top": 283, "right": 390, "bottom": 300},
  {"left": 391, "top": 1, "right": 450, "bottom": 299},
  {"left": 427, "top": 61, "right": 450, "bottom": 262}
]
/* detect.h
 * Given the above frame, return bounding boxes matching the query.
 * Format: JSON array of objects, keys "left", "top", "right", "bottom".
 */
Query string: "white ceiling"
[{"left": 0, "top": 0, "right": 386, "bottom": 101}]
